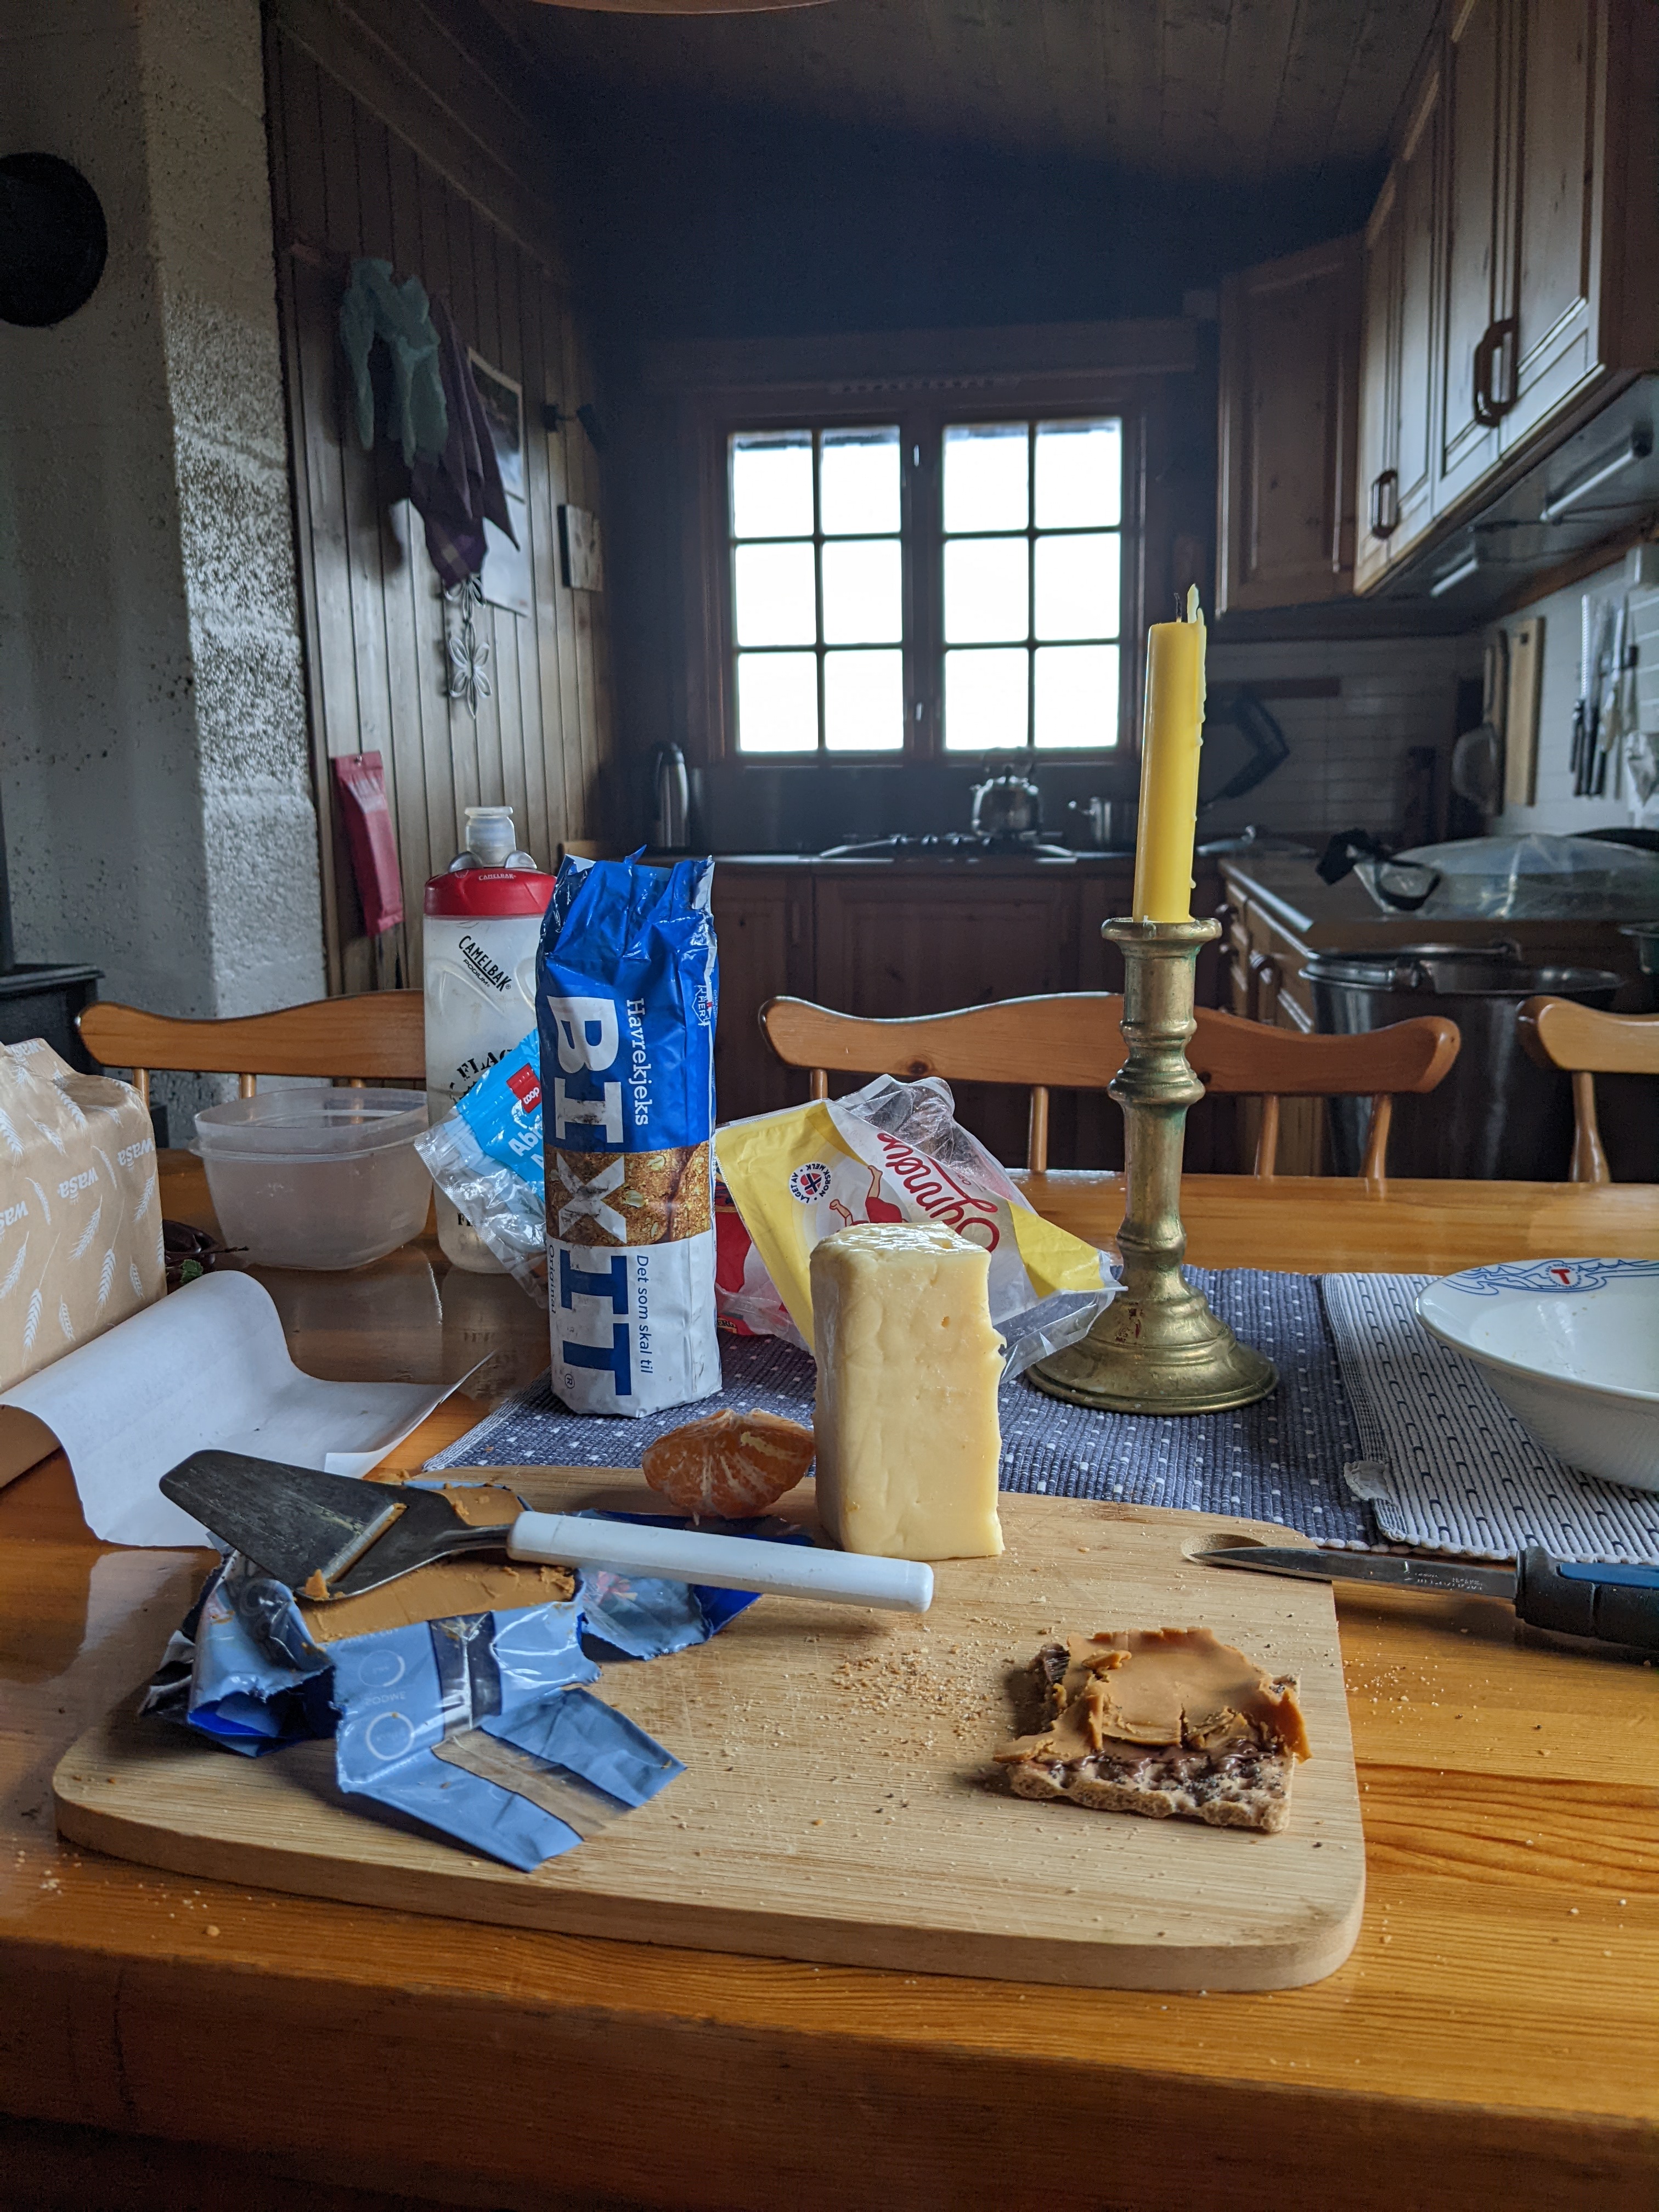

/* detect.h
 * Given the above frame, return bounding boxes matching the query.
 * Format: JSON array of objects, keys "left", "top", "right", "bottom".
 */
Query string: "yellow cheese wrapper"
[{"left": 715, "top": 1092, "right": 1108, "bottom": 1352}]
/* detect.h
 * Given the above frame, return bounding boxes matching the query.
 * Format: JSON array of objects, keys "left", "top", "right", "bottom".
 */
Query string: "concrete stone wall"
[{"left": 0, "top": 0, "right": 323, "bottom": 1023}]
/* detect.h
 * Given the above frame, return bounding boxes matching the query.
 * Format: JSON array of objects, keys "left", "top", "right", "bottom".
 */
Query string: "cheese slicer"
[{"left": 159, "top": 1449, "right": 934, "bottom": 1613}]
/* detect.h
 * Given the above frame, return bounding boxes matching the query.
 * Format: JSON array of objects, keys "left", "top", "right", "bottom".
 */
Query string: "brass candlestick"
[{"left": 1029, "top": 917, "right": 1277, "bottom": 1414}]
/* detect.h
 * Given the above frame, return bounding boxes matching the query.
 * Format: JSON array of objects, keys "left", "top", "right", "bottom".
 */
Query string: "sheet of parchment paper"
[{"left": 0, "top": 1271, "right": 471, "bottom": 1546}]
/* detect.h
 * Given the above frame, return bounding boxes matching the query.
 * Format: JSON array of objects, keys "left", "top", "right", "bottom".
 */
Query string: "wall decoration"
[
  {"left": 470, "top": 357, "right": 525, "bottom": 498},
  {"left": 443, "top": 573, "right": 491, "bottom": 718},
  {"left": 468, "top": 351, "right": 533, "bottom": 618},
  {"left": 0, "top": 152, "right": 107, "bottom": 326},
  {"left": 560, "top": 504, "right": 603, "bottom": 592}
]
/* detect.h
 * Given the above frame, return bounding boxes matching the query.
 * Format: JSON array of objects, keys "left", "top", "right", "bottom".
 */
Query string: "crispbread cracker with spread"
[{"left": 995, "top": 1627, "right": 1310, "bottom": 1835}]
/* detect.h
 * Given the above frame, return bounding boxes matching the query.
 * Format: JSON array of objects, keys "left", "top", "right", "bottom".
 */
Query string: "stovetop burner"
[{"left": 817, "top": 832, "right": 1077, "bottom": 860}]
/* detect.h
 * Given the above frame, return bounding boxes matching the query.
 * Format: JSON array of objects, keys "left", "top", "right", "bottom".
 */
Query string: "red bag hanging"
[{"left": 331, "top": 752, "right": 404, "bottom": 935}]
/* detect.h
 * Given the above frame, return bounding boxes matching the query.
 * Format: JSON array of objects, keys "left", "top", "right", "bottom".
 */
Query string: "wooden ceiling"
[{"left": 520, "top": 0, "right": 1438, "bottom": 179}]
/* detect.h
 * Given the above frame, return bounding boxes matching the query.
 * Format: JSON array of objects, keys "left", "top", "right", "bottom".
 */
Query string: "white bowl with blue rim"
[{"left": 1415, "top": 1259, "right": 1659, "bottom": 1495}]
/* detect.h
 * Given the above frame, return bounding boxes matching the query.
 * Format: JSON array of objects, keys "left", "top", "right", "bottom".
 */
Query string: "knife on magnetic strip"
[{"left": 1192, "top": 1540, "right": 1659, "bottom": 1654}]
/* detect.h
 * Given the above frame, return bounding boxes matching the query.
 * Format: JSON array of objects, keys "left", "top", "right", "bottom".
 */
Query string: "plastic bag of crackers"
[{"left": 537, "top": 853, "right": 720, "bottom": 1417}]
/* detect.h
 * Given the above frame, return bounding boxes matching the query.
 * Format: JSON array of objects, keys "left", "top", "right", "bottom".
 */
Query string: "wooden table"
[{"left": 2, "top": 1162, "right": 1655, "bottom": 2211}]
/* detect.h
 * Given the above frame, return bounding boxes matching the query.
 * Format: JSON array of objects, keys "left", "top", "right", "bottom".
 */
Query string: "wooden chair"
[
  {"left": 1517, "top": 996, "right": 1659, "bottom": 1183},
  {"left": 759, "top": 992, "right": 1460, "bottom": 1180},
  {"left": 78, "top": 991, "right": 425, "bottom": 1105}
]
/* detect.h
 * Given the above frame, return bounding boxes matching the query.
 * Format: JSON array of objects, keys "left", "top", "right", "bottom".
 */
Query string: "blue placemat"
[{"left": 427, "top": 1267, "right": 1374, "bottom": 1546}]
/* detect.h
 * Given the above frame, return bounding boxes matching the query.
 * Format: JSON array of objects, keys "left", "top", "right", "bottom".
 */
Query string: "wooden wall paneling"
[
  {"left": 491, "top": 236, "right": 538, "bottom": 855},
  {"left": 438, "top": 183, "right": 484, "bottom": 850},
  {"left": 522, "top": 274, "right": 571, "bottom": 861},
  {"left": 539, "top": 284, "right": 586, "bottom": 847},
  {"left": 264, "top": 15, "right": 615, "bottom": 984},
  {"left": 380, "top": 128, "right": 442, "bottom": 955},
  {"left": 472, "top": 202, "right": 514, "bottom": 830},
  {"left": 506, "top": 254, "right": 552, "bottom": 863},
  {"left": 351, "top": 103, "right": 394, "bottom": 263},
  {"left": 560, "top": 294, "right": 605, "bottom": 843},
  {"left": 410, "top": 156, "right": 461, "bottom": 889}
]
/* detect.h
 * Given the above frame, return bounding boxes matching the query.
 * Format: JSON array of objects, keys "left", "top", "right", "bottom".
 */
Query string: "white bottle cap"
[{"left": 463, "top": 806, "right": 517, "bottom": 867}]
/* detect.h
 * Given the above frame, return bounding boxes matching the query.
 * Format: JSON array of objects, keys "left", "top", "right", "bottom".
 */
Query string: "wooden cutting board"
[{"left": 54, "top": 1475, "right": 1364, "bottom": 1991}]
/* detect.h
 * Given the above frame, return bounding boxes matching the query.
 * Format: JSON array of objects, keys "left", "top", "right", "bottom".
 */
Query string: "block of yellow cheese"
[{"left": 810, "top": 1221, "right": 1003, "bottom": 1561}]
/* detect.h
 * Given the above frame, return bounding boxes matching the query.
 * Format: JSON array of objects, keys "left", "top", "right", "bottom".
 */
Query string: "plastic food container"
[{"left": 194, "top": 1089, "right": 431, "bottom": 1269}]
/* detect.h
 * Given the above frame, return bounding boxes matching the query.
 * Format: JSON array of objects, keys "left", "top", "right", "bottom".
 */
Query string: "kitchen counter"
[
  {"left": 698, "top": 849, "right": 1135, "bottom": 872},
  {"left": 1219, "top": 853, "right": 1652, "bottom": 967}
]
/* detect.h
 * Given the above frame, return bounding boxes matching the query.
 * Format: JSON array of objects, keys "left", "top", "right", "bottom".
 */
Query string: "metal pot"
[
  {"left": 1303, "top": 945, "right": 1623, "bottom": 1180},
  {"left": 970, "top": 768, "right": 1041, "bottom": 838}
]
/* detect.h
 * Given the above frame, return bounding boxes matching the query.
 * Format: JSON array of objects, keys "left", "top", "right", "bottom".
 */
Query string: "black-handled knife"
[{"left": 1196, "top": 1542, "right": 1659, "bottom": 1655}]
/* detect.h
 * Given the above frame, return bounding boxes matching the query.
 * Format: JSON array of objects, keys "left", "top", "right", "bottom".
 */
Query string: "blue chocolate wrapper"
[{"left": 143, "top": 1494, "right": 802, "bottom": 1871}]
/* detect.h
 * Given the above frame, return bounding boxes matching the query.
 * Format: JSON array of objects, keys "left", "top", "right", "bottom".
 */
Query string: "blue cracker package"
[{"left": 537, "top": 852, "right": 720, "bottom": 1417}]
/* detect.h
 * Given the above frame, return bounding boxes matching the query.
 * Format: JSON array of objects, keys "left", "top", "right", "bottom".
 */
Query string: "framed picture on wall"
[
  {"left": 469, "top": 354, "right": 526, "bottom": 499},
  {"left": 469, "top": 351, "right": 532, "bottom": 618}
]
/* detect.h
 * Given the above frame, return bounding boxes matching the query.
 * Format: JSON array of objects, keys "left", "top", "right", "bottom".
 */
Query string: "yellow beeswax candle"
[{"left": 1131, "top": 585, "right": 1206, "bottom": 921}]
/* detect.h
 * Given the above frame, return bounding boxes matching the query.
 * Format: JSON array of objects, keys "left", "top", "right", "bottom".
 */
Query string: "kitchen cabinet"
[
  {"left": 1356, "top": 0, "right": 1659, "bottom": 592},
  {"left": 1216, "top": 881, "right": 1328, "bottom": 1176},
  {"left": 1216, "top": 236, "right": 1362, "bottom": 612},
  {"left": 709, "top": 859, "right": 1229, "bottom": 1173},
  {"left": 1434, "top": 0, "right": 1509, "bottom": 516},
  {"left": 1355, "top": 55, "right": 1443, "bottom": 591},
  {"left": 709, "top": 868, "right": 815, "bottom": 1124}
]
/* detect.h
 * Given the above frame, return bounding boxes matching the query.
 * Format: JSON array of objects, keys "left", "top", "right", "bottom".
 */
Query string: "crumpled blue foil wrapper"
[{"left": 142, "top": 1494, "right": 803, "bottom": 1871}]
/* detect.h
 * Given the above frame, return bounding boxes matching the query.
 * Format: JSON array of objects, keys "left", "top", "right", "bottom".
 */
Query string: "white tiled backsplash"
[{"left": 1201, "top": 633, "right": 1479, "bottom": 845}]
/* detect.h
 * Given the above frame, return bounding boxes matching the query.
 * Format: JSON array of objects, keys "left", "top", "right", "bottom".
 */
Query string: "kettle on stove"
[
  {"left": 969, "top": 765, "right": 1041, "bottom": 839},
  {"left": 648, "top": 743, "right": 690, "bottom": 851}
]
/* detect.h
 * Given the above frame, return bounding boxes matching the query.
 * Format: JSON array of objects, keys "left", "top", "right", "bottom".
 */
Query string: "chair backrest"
[
  {"left": 78, "top": 991, "right": 425, "bottom": 1105},
  {"left": 759, "top": 991, "right": 1460, "bottom": 1178},
  {"left": 1517, "top": 996, "right": 1659, "bottom": 1184}
]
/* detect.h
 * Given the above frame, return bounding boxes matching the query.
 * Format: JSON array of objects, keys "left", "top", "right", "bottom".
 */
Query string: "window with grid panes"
[
  {"left": 727, "top": 414, "right": 1125, "bottom": 756},
  {"left": 730, "top": 427, "right": 905, "bottom": 753},
  {"left": 941, "top": 418, "right": 1122, "bottom": 751}
]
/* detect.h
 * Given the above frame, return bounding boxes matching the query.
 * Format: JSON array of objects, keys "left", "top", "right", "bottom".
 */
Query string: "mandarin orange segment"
[{"left": 641, "top": 1407, "right": 816, "bottom": 1517}]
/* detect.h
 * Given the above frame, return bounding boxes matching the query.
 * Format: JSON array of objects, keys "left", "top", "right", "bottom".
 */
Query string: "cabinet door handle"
[
  {"left": 1472, "top": 325, "right": 1498, "bottom": 426},
  {"left": 1472, "top": 319, "right": 1519, "bottom": 428},
  {"left": 1369, "top": 469, "right": 1400, "bottom": 539},
  {"left": 1489, "top": 315, "right": 1519, "bottom": 417},
  {"left": 1248, "top": 950, "right": 1282, "bottom": 1023}
]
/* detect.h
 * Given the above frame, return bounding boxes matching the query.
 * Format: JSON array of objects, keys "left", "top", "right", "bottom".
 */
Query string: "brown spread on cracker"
[{"left": 996, "top": 1628, "right": 1310, "bottom": 1835}]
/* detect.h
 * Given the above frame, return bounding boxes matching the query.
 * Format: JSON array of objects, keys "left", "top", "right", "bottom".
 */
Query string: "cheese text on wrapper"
[{"left": 537, "top": 855, "right": 720, "bottom": 1417}]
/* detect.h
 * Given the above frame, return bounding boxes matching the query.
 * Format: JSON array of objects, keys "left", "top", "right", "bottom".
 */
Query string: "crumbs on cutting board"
[{"left": 827, "top": 1632, "right": 1003, "bottom": 1747}]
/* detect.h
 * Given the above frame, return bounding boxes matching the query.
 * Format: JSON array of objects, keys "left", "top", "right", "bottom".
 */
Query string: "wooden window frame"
[{"left": 676, "top": 354, "right": 1180, "bottom": 770}]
